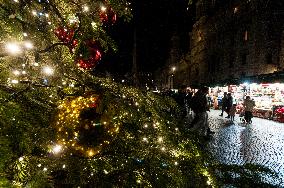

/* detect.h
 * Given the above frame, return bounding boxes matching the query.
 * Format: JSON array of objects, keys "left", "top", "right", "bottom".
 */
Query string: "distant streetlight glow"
[{"left": 172, "top": 66, "right": 176, "bottom": 72}]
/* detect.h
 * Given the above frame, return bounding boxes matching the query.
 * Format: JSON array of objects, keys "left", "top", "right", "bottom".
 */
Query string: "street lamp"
[{"left": 170, "top": 66, "right": 176, "bottom": 89}]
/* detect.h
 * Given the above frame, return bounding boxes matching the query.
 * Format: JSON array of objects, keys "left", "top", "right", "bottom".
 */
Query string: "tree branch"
[{"left": 37, "top": 42, "right": 67, "bottom": 53}]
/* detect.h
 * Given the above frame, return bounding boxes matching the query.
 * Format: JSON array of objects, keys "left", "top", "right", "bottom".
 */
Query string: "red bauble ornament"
[
  {"left": 76, "top": 40, "right": 102, "bottom": 70},
  {"left": 54, "top": 27, "right": 78, "bottom": 52},
  {"left": 100, "top": 7, "right": 117, "bottom": 25}
]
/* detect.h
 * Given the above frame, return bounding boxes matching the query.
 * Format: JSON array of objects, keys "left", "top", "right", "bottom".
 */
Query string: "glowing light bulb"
[
  {"left": 11, "top": 80, "right": 19, "bottom": 84},
  {"left": 24, "top": 41, "right": 33, "bottom": 49},
  {"left": 13, "top": 70, "right": 20, "bottom": 75},
  {"left": 43, "top": 66, "right": 54, "bottom": 75},
  {"left": 19, "top": 157, "right": 24, "bottom": 161},
  {"left": 101, "top": 6, "right": 106, "bottom": 12},
  {"left": 52, "top": 144, "right": 62, "bottom": 154},
  {"left": 83, "top": 5, "right": 89, "bottom": 12},
  {"left": 6, "top": 43, "right": 21, "bottom": 54}
]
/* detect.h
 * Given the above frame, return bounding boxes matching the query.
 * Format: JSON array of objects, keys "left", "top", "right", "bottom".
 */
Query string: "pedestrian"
[
  {"left": 189, "top": 86, "right": 214, "bottom": 139},
  {"left": 219, "top": 92, "right": 228, "bottom": 116},
  {"left": 229, "top": 104, "right": 237, "bottom": 122},
  {"left": 243, "top": 96, "right": 255, "bottom": 124},
  {"left": 225, "top": 93, "right": 233, "bottom": 118},
  {"left": 173, "top": 86, "right": 187, "bottom": 118},
  {"left": 185, "top": 88, "right": 193, "bottom": 115}
]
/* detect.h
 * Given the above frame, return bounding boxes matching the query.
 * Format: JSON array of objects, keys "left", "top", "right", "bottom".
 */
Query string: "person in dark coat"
[
  {"left": 225, "top": 93, "right": 233, "bottom": 118},
  {"left": 219, "top": 92, "right": 228, "bottom": 116},
  {"left": 190, "top": 86, "right": 214, "bottom": 138}
]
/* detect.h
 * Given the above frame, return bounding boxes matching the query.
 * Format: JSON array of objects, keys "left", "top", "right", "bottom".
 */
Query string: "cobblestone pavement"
[{"left": 207, "top": 109, "right": 284, "bottom": 187}]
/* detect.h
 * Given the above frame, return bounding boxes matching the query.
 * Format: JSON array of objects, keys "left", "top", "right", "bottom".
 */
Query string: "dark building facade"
[{"left": 189, "top": 0, "right": 284, "bottom": 85}]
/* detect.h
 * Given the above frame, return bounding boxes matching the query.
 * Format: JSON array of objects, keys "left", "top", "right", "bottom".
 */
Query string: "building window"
[
  {"left": 244, "top": 30, "right": 248, "bottom": 41},
  {"left": 241, "top": 53, "right": 248, "bottom": 65},
  {"left": 266, "top": 53, "right": 273, "bottom": 64}
]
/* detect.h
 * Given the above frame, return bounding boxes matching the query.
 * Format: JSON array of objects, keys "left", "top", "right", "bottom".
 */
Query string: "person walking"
[
  {"left": 225, "top": 93, "right": 233, "bottom": 118},
  {"left": 190, "top": 86, "right": 213, "bottom": 139},
  {"left": 229, "top": 104, "right": 237, "bottom": 122},
  {"left": 243, "top": 96, "right": 255, "bottom": 124},
  {"left": 219, "top": 92, "right": 228, "bottom": 116}
]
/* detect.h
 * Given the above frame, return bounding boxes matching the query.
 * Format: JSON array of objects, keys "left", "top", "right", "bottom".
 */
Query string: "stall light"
[{"left": 243, "top": 82, "right": 249, "bottom": 86}]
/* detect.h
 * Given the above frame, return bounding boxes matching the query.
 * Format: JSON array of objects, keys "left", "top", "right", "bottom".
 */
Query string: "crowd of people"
[{"left": 161, "top": 86, "right": 256, "bottom": 140}]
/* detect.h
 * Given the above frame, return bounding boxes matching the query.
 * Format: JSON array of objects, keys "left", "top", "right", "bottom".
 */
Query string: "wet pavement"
[{"left": 207, "top": 109, "right": 284, "bottom": 187}]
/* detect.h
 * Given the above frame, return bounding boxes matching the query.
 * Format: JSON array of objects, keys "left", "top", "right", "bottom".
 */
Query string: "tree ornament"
[
  {"left": 76, "top": 40, "right": 102, "bottom": 70},
  {"left": 100, "top": 6, "right": 117, "bottom": 25},
  {"left": 54, "top": 94, "right": 120, "bottom": 157},
  {"left": 54, "top": 26, "right": 78, "bottom": 52}
]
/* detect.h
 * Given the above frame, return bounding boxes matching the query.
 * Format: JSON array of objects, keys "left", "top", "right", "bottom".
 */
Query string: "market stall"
[{"left": 209, "top": 83, "right": 284, "bottom": 122}]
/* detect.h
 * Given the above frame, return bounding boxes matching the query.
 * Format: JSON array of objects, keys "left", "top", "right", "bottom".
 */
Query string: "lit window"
[{"left": 244, "top": 30, "right": 248, "bottom": 41}]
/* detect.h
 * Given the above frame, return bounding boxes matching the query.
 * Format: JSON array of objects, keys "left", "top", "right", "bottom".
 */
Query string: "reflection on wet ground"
[{"left": 207, "top": 110, "right": 284, "bottom": 187}]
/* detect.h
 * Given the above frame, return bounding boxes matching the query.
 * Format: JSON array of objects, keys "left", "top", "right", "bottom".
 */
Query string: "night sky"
[{"left": 96, "top": 0, "right": 195, "bottom": 77}]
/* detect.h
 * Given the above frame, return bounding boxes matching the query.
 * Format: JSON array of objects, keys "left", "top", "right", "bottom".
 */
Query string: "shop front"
[{"left": 209, "top": 83, "right": 284, "bottom": 123}]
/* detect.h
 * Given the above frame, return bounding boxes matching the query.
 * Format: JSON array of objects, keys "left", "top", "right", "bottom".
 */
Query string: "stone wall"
[{"left": 189, "top": 0, "right": 284, "bottom": 85}]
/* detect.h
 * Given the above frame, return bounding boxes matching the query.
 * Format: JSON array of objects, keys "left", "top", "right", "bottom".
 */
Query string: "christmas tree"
[
  {"left": 0, "top": 0, "right": 216, "bottom": 187},
  {"left": 0, "top": 0, "right": 276, "bottom": 187}
]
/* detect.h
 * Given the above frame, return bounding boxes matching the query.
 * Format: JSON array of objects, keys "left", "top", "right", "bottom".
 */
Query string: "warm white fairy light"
[
  {"left": 13, "top": 70, "right": 20, "bottom": 75},
  {"left": 83, "top": 5, "right": 89, "bottom": 12},
  {"left": 32, "top": 10, "right": 37, "bottom": 16},
  {"left": 144, "top": 124, "right": 148, "bottom": 128},
  {"left": 158, "top": 137, "right": 163, "bottom": 143},
  {"left": 43, "top": 167, "right": 47, "bottom": 171},
  {"left": 34, "top": 62, "right": 39, "bottom": 66},
  {"left": 52, "top": 144, "right": 62, "bottom": 154},
  {"left": 24, "top": 41, "right": 33, "bottom": 49},
  {"left": 143, "top": 137, "right": 148, "bottom": 142},
  {"left": 11, "top": 80, "right": 19, "bottom": 84},
  {"left": 45, "top": 13, "right": 49, "bottom": 17},
  {"left": 91, "top": 22, "right": 97, "bottom": 28},
  {"left": 62, "top": 164, "right": 66, "bottom": 168},
  {"left": 6, "top": 43, "right": 21, "bottom": 54},
  {"left": 13, "top": 0, "right": 19, "bottom": 2},
  {"left": 22, "top": 71, "right": 26, "bottom": 74},
  {"left": 23, "top": 32, "right": 28, "bottom": 37},
  {"left": 101, "top": 6, "right": 107, "bottom": 12},
  {"left": 43, "top": 66, "right": 54, "bottom": 75},
  {"left": 19, "top": 157, "right": 24, "bottom": 161},
  {"left": 37, "top": 164, "right": 42, "bottom": 167}
]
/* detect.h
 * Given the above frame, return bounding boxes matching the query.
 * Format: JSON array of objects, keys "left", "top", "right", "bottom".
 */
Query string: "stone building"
[{"left": 189, "top": 0, "right": 284, "bottom": 86}]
